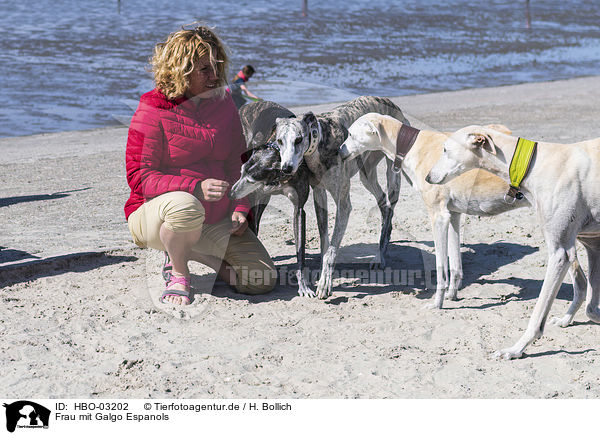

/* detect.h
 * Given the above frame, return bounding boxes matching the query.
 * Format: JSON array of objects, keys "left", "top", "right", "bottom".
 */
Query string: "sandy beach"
[{"left": 1, "top": 76, "right": 600, "bottom": 399}]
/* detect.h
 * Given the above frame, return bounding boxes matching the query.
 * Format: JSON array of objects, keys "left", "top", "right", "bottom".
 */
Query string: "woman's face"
[{"left": 186, "top": 55, "right": 219, "bottom": 97}]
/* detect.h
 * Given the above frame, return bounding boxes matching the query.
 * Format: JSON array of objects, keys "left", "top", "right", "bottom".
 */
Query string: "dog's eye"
[
  {"left": 277, "top": 139, "right": 283, "bottom": 145},
  {"left": 294, "top": 137, "right": 302, "bottom": 145}
]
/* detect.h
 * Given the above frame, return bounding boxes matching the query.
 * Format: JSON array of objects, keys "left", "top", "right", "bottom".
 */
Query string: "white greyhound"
[
  {"left": 339, "top": 113, "right": 585, "bottom": 311},
  {"left": 426, "top": 125, "right": 600, "bottom": 359}
]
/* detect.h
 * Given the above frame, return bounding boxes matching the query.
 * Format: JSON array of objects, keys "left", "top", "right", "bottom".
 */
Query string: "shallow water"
[{"left": 1, "top": 0, "right": 599, "bottom": 137}]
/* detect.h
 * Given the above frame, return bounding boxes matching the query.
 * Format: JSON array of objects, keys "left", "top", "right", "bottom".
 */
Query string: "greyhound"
[
  {"left": 275, "top": 96, "right": 408, "bottom": 299},
  {"left": 339, "top": 113, "right": 586, "bottom": 310},
  {"left": 426, "top": 125, "right": 600, "bottom": 359},
  {"left": 231, "top": 101, "right": 314, "bottom": 297},
  {"left": 236, "top": 101, "right": 305, "bottom": 234}
]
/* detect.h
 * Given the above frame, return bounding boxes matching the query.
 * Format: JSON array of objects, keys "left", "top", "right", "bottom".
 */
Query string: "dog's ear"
[
  {"left": 484, "top": 124, "right": 512, "bottom": 135},
  {"left": 302, "top": 112, "right": 317, "bottom": 126},
  {"left": 365, "top": 120, "right": 382, "bottom": 141},
  {"left": 250, "top": 132, "right": 265, "bottom": 148},
  {"left": 471, "top": 133, "right": 496, "bottom": 155}
]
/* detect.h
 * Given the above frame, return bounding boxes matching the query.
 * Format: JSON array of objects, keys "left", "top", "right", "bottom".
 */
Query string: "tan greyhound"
[
  {"left": 339, "top": 113, "right": 585, "bottom": 316},
  {"left": 426, "top": 125, "right": 600, "bottom": 359}
]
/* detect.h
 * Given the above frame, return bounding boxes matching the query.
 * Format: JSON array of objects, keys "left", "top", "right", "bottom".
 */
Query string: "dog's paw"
[
  {"left": 315, "top": 284, "right": 331, "bottom": 300},
  {"left": 586, "top": 305, "right": 600, "bottom": 323},
  {"left": 445, "top": 288, "right": 459, "bottom": 300},
  {"left": 548, "top": 315, "right": 572, "bottom": 328},
  {"left": 297, "top": 286, "right": 316, "bottom": 298},
  {"left": 422, "top": 301, "right": 443, "bottom": 310},
  {"left": 315, "top": 275, "right": 332, "bottom": 299},
  {"left": 316, "top": 279, "right": 332, "bottom": 299},
  {"left": 315, "top": 287, "right": 331, "bottom": 299},
  {"left": 493, "top": 348, "right": 523, "bottom": 360}
]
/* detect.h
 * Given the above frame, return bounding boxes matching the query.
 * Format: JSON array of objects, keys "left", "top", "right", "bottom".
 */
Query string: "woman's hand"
[
  {"left": 196, "top": 179, "right": 229, "bottom": 202},
  {"left": 230, "top": 211, "right": 248, "bottom": 236}
]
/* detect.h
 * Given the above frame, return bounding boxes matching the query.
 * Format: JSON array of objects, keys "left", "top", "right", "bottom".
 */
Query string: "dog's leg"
[
  {"left": 357, "top": 153, "right": 392, "bottom": 269},
  {"left": 549, "top": 258, "right": 587, "bottom": 327},
  {"left": 446, "top": 212, "right": 463, "bottom": 301},
  {"left": 425, "top": 210, "right": 450, "bottom": 309},
  {"left": 316, "top": 185, "right": 352, "bottom": 299},
  {"left": 494, "top": 243, "right": 574, "bottom": 359},
  {"left": 582, "top": 237, "right": 600, "bottom": 323},
  {"left": 294, "top": 205, "right": 314, "bottom": 297},
  {"left": 313, "top": 186, "right": 330, "bottom": 262},
  {"left": 383, "top": 158, "right": 401, "bottom": 264},
  {"left": 294, "top": 180, "right": 313, "bottom": 297}
]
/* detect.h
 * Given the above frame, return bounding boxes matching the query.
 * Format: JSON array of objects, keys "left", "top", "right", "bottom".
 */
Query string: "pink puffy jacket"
[{"left": 124, "top": 89, "right": 250, "bottom": 224}]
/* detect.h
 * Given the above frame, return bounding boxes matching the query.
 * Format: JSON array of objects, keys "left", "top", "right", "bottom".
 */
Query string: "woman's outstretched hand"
[
  {"left": 230, "top": 211, "right": 248, "bottom": 236},
  {"left": 196, "top": 178, "right": 229, "bottom": 201}
]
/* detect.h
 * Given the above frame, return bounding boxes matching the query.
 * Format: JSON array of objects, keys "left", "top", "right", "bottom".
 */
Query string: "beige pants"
[{"left": 127, "top": 191, "right": 276, "bottom": 294}]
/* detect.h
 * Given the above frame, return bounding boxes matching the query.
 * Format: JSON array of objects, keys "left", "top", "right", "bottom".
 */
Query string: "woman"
[{"left": 124, "top": 25, "right": 276, "bottom": 305}]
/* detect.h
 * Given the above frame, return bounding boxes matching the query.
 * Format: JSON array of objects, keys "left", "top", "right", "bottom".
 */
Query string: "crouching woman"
[{"left": 124, "top": 25, "right": 276, "bottom": 305}]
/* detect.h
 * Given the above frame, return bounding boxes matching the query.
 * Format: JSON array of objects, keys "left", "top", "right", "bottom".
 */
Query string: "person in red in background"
[
  {"left": 125, "top": 25, "right": 276, "bottom": 305},
  {"left": 229, "top": 64, "right": 260, "bottom": 109}
]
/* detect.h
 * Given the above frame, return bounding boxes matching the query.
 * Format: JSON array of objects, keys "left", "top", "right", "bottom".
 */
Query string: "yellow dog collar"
[{"left": 506, "top": 137, "right": 537, "bottom": 202}]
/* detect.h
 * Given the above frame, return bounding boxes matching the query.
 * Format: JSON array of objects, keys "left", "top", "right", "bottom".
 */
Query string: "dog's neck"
[
  {"left": 378, "top": 118, "right": 423, "bottom": 177},
  {"left": 377, "top": 118, "right": 404, "bottom": 161},
  {"left": 481, "top": 132, "right": 540, "bottom": 196}
]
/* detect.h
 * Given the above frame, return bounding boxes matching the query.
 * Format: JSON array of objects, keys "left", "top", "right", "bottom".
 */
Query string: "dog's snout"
[
  {"left": 425, "top": 172, "right": 442, "bottom": 184},
  {"left": 339, "top": 144, "right": 351, "bottom": 160},
  {"left": 281, "top": 164, "right": 294, "bottom": 174},
  {"left": 425, "top": 173, "right": 440, "bottom": 184},
  {"left": 228, "top": 186, "right": 240, "bottom": 199}
]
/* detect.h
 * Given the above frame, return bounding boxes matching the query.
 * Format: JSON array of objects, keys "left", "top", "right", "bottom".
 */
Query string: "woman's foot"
[{"left": 161, "top": 274, "right": 191, "bottom": 305}]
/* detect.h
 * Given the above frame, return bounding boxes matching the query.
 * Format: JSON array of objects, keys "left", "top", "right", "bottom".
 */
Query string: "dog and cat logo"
[{"left": 2, "top": 401, "right": 50, "bottom": 432}]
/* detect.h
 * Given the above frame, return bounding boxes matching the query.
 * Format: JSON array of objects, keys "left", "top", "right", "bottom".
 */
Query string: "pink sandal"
[
  {"left": 161, "top": 275, "right": 191, "bottom": 304},
  {"left": 162, "top": 251, "right": 173, "bottom": 282}
]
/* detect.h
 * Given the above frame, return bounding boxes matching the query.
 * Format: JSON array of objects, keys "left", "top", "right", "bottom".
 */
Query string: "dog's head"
[
  {"left": 230, "top": 143, "right": 290, "bottom": 199},
  {"left": 426, "top": 125, "right": 502, "bottom": 184},
  {"left": 339, "top": 113, "right": 392, "bottom": 161},
  {"left": 275, "top": 112, "right": 319, "bottom": 175}
]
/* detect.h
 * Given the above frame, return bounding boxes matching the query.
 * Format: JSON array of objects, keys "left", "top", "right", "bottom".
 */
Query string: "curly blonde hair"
[{"left": 151, "top": 25, "right": 229, "bottom": 99}]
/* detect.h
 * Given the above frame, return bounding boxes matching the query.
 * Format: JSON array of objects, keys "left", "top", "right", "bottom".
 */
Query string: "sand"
[{"left": 1, "top": 76, "right": 600, "bottom": 399}]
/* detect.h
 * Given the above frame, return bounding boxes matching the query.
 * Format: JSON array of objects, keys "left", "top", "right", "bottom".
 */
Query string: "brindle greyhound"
[
  {"left": 235, "top": 101, "right": 305, "bottom": 234},
  {"left": 231, "top": 101, "right": 314, "bottom": 296},
  {"left": 274, "top": 96, "right": 408, "bottom": 299}
]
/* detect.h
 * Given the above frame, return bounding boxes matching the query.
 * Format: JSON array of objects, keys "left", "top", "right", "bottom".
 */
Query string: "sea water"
[{"left": 0, "top": 0, "right": 599, "bottom": 137}]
